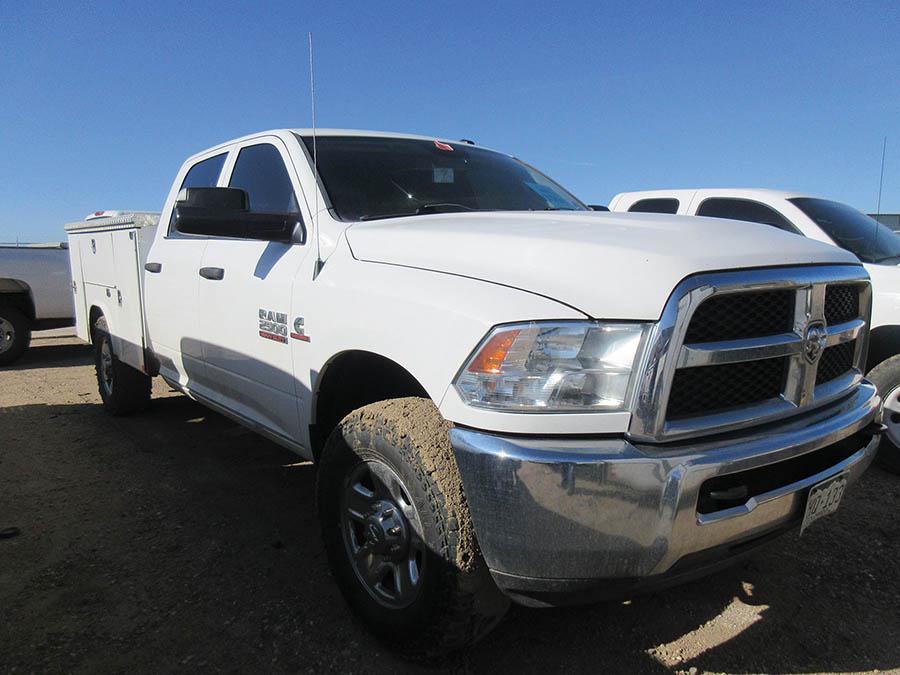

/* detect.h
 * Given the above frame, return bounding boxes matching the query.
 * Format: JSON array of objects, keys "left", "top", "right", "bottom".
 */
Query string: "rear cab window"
[
  {"left": 629, "top": 198, "right": 680, "bottom": 214},
  {"left": 168, "top": 153, "right": 227, "bottom": 234},
  {"left": 696, "top": 198, "right": 799, "bottom": 234},
  {"left": 181, "top": 153, "right": 227, "bottom": 190}
]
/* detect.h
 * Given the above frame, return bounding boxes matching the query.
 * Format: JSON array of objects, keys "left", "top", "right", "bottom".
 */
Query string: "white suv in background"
[{"left": 610, "top": 188, "right": 900, "bottom": 472}]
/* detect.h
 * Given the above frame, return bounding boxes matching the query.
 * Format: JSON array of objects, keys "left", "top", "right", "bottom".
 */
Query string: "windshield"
[
  {"left": 790, "top": 197, "right": 900, "bottom": 264},
  {"left": 298, "top": 135, "right": 587, "bottom": 221}
]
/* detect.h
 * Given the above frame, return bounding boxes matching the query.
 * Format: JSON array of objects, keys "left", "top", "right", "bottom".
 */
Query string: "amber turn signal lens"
[{"left": 467, "top": 329, "right": 521, "bottom": 374}]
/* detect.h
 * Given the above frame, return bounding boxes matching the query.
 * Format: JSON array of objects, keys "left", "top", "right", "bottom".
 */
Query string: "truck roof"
[
  {"left": 612, "top": 188, "right": 813, "bottom": 202},
  {"left": 184, "top": 129, "right": 494, "bottom": 163}
]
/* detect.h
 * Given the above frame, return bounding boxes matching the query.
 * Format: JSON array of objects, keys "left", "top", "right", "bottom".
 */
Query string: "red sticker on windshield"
[{"left": 434, "top": 140, "right": 454, "bottom": 151}]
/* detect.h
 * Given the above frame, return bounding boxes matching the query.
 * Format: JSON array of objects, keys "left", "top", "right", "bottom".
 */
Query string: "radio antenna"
[
  {"left": 876, "top": 136, "right": 887, "bottom": 217},
  {"left": 308, "top": 32, "right": 323, "bottom": 277}
]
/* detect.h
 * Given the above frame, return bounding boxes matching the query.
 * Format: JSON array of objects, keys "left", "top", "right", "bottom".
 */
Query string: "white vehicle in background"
[
  {"left": 65, "top": 132, "right": 885, "bottom": 653},
  {"left": 610, "top": 188, "right": 900, "bottom": 472},
  {"left": 0, "top": 243, "right": 75, "bottom": 364}
]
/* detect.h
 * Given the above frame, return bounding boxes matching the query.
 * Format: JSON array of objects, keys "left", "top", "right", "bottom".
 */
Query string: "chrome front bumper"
[{"left": 451, "top": 383, "right": 882, "bottom": 607}]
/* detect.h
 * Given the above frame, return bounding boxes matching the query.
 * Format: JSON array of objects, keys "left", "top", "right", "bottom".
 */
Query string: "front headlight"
[{"left": 454, "top": 321, "right": 650, "bottom": 412}]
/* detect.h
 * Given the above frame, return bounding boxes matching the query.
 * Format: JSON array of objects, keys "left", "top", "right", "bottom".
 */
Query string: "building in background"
[{"left": 870, "top": 214, "right": 900, "bottom": 232}]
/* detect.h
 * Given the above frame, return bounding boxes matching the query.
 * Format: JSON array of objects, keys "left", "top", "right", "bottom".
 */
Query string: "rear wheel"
[
  {"left": 0, "top": 304, "right": 31, "bottom": 366},
  {"left": 316, "top": 397, "right": 509, "bottom": 656},
  {"left": 867, "top": 355, "right": 900, "bottom": 474},
  {"left": 92, "top": 316, "right": 152, "bottom": 415}
]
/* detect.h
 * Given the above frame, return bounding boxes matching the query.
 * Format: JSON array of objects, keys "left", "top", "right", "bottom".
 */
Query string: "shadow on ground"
[
  {"left": 1, "top": 345, "right": 899, "bottom": 673},
  {"left": 5, "top": 338, "right": 92, "bottom": 371}
]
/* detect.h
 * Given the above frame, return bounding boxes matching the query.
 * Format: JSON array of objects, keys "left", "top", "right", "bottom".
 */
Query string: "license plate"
[{"left": 800, "top": 472, "right": 848, "bottom": 535}]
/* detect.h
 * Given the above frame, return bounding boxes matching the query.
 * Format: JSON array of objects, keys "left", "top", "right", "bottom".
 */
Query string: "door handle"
[
  {"left": 144, "top": 262, "right": 162, "bottom": 273},
  {"left": 199, "top": 266, "right": 225, "bottom": 280}
]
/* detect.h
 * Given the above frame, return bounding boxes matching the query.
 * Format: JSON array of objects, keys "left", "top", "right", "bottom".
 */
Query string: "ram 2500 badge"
[{"left": 66, "top": 130, "right": 884, "bottom": 654}]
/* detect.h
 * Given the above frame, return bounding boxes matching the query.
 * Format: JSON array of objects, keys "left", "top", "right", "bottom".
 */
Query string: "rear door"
[
  {"left": 196, "top": 138, "right": 311, "bottom": 443},
  {"left": 144, "top": 152, "right": 228, "bottom": 390}
]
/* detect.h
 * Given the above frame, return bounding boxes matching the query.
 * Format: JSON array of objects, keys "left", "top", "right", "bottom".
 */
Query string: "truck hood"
[{"left": 345, "top": 211, "right": 861, "bottom": 320}]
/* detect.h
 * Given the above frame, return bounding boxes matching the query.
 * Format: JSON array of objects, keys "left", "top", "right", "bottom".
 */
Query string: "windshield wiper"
[
  {"left": 417, "top": 203, "right": 475, "bottom": 214},
  {"left": 358, "top": 203, "right": 478, "bottom": 221}
]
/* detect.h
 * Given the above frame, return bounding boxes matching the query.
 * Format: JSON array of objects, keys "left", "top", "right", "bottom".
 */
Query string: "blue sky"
[{"left": 2, "top": 0, "right": 898, "bottom": 242}]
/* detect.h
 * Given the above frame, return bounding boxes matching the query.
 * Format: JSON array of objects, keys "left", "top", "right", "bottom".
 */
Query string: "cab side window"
[
  {"left": 229, "top": 144, "right": 299, "bottom": 214},
  {"left": 629, "top": 198, "right": 679, "bottom": 214},
  {"left": 169, "top": 153, "right": 227, "bottom": 233},
  {"left": 696, "top": 198, "right": 799, "bottom": 233},
  {"left": 180, "top": 153, "right": 227, "bottom": 189}
]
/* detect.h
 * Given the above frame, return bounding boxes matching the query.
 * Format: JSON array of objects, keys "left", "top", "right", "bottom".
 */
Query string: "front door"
[{"left": 196, "top": 139, "right": 311, "bottom": 444}]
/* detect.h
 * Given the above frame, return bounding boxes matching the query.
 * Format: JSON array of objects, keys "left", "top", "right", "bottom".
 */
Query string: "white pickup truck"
[
  {"left": 610, "top": 189, "right": 900, "bottom": 473},
  {"left": 66, "top": 130, "right": 885, "bottom": 654},
  {"left": 0, "top": 243, "right": 75, "bottom": 364}
]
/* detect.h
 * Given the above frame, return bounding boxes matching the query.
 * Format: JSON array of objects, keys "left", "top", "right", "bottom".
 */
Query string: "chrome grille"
[{"left": 629, "top": 265, "right": 871, "bottom": 442}]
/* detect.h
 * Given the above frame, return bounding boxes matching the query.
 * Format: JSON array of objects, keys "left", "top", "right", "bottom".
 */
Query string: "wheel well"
[
  {"left": 867, "top": 325, "right": 900, "bottom": 372},
  {"left": 0, "top": 282, "right": 35, "bottom": 322},
  {"left": 312, "top": 350, "right": 429, "bottom": 459}
]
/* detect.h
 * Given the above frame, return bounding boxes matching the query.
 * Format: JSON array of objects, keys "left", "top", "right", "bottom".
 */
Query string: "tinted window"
[
  {"left": 791, "top": 197, "right": 900, "bottom": 264},
  {"left": 629, "top": 198, "right": 679, "bottom": 214},
  {"left": 180, "top": 153, "right": 226, "bottom": 190},
  {"left": 169, "top": 154, "right": 228, "bottom": 233},
  {"left": 697, "top": 198, "right": 798, "bottom": 233},
  {"left": 229, "top": 144, "right": 299, "bottom": 213},
  {"left": 298, "top": 135, "right": 586, "bottom": 221}
]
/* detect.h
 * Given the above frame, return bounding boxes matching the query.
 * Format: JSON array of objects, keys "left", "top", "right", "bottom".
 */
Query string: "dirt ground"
[{"left": 1, "top": 336, "right": 899, "bottom": 674}]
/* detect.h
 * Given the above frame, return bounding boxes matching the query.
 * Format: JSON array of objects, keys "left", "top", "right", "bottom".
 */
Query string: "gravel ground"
[{"left": 1, "top": 337, "right": 899, "bottom": 674}]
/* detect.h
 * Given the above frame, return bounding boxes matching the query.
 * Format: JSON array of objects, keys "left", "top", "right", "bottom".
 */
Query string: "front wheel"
[
  {"left": 0, "top": 304, "right": 31, "bottom": 366},
  {"left": 316, "top": 397, "right": 509, "bottom": 656},
  {"left": 867, "top": 355, "right": 900, "bottom": 474},
  {"left": 93, "top": 316, "right": 152, "bottom": 415}
]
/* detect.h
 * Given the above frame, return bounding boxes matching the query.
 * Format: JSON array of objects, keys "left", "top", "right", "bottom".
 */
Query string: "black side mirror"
[
  {"left": 588, "top": 204, "right": 610, "bottom": 212},
  {"left": 173, "top": 187, "right": 305, "bottom": 243}
]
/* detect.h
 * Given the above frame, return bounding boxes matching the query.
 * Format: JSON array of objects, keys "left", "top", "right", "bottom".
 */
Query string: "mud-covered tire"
[
  {"left": 92, "top": 316, "right": 151, "bottom": 415},
  {"left": 0, "top": 304, "right": 31, "bottom": 366},
  {"left": 316, "top": 397, "right": 509, "bottom": 656},
  {"left": 868, "top": 355, "right": 900, "bottom": 474}
]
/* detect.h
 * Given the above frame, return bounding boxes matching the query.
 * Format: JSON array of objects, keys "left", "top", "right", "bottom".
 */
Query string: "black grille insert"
[
  {"left": 697, "top": 430, "right": 867, "bottom": 514},
  {"left": 816, "top": 340, "right": 856, "bottom": 386},
  {"left": 667, "top": 357, "right": 788, "bottom": 420},
  {"left": 685, "top": 290, "right": 794, "bottom": 343},
  {"left": 824, "top": 284, "right": 860, "bottom": 325}
]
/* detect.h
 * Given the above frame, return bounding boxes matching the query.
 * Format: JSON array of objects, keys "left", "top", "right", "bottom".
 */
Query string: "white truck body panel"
[
  {"left": 0, "top": 245, "right": 75, "bottom": 320},
  {"left": 609, "top": 188, "right": 900, "bottom": 331},
  {"left": 345, "top": 210, "right": 858, "bottom": 320},
  {"left": 64, "top": 213, "right": 159, "bottom": 370}
]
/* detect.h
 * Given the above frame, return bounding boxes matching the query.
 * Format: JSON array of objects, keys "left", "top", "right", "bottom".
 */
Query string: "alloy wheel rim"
[
  {"left": 883, "top": 384, "right": 900, "bottom": 448},
  {"left": 0, "top": 317, "right": 14, "bottom": 355},
  {"left": 340, "top": 459, "right": 425, "bottom": 609}
]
